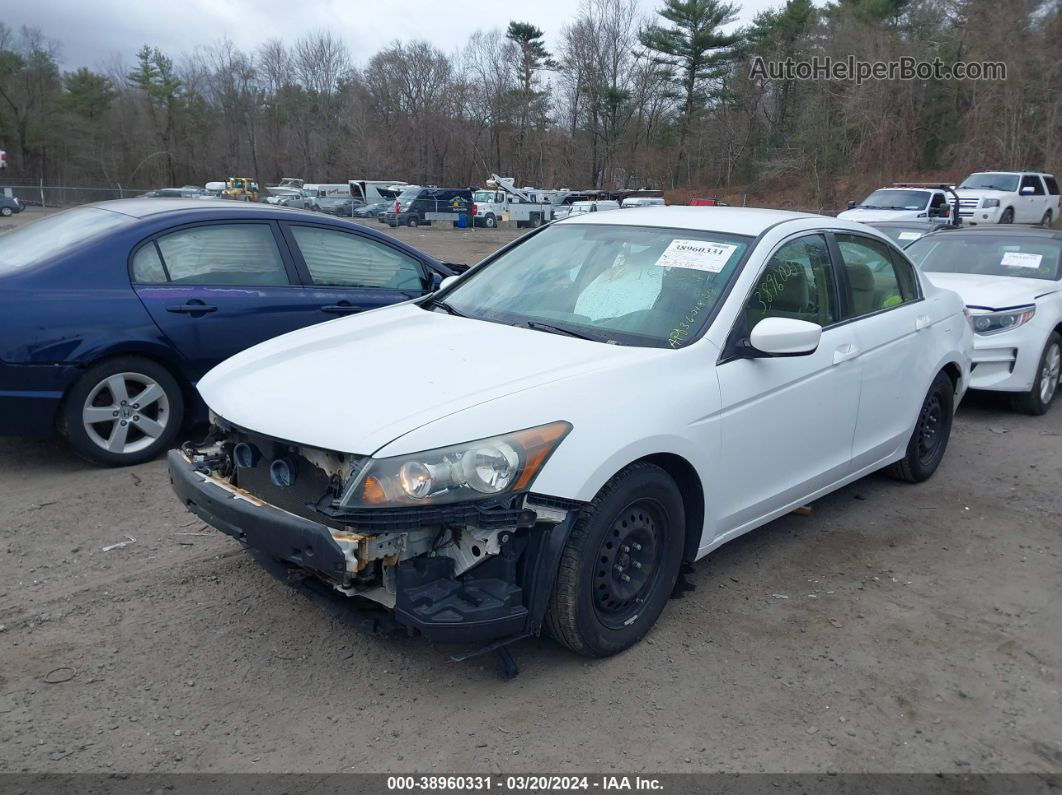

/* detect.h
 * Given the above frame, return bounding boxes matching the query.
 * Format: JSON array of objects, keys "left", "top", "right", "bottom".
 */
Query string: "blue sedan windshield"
[{"left": 0, "top": 207, "right": 131, "bottom": 274}]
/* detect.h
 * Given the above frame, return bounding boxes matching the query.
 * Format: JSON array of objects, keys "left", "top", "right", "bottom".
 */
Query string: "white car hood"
[
  {"left": 837, "top": 208, "right": 925, "bottom": 222},
  {"left": 197, "top": 304, "right": 638, "bottom": 454},
  {"left": 921, "top": 272, "right": 1059, "bottom": 309},
  {"left": 954, "top": 189, "right": 1007, "bottom": 202}
]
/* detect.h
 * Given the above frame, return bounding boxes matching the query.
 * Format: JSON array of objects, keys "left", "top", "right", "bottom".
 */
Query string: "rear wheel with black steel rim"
[
  {"left": 1011, "top": 332, "right": 1061, "bottom": 415},
  {"left": 545, "top": 462, "right": 684, "bottom": 657},
  {"left": 885, "top": 369, "right": 954, "bottom": 483}
]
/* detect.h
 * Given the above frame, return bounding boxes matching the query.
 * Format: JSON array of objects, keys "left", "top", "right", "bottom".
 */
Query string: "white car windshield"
[
  {"left": 856, "top": 190, "right": 929, "bottom": 210},
  {"left": 958, "top": 173, "right": 1021, "bottom": 192},
  {"left": 908, "top": 235, "right": 1062, "bottom": 281},
  {"left": 437, "top": 224, "right": 751, "bottom": 348}
]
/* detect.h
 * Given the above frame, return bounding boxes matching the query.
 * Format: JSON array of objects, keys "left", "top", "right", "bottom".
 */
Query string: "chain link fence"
[{"left": 0, "top": 184, "right": 157, "bottom": 208}]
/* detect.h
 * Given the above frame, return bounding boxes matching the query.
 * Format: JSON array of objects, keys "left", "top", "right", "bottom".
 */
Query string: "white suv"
[{"left": 955, "top": 171, "right": 1060, "bottom": 226}]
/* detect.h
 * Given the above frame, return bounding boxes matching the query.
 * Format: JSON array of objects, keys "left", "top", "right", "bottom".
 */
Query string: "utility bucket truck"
[{"left": 472, "top": 175, "right": 554, "bottom": 228}]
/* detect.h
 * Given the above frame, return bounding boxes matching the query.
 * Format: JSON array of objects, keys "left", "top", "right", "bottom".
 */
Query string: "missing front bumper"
[{"left": 167, "top": 450, "right": 578, "bottom": 644}]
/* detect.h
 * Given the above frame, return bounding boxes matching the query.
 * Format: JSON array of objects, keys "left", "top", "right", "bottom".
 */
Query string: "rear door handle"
[
  {"left": 833, "top": 343, "right": 859, "bottom": 365},
  {"left": 915, "top": 314, "right": 932, "bottom": 331},
  {"left": 166, "top": 302, "right": 217, "bottom": 315},
  {"left": 321, "top": 303, "right": 364, "bottom": 315}
]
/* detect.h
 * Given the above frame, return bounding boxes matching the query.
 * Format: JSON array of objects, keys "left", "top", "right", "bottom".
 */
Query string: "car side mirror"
[
  {"left": 847, "top": 200, "right": 857, "bottom": 209},
  {"left": 1020, "top": 186, "right": 1035, "bottom": 195},
  {"left": 439, "top": 275, "right": 459, "bottom": 291},
  {"left": 748, "top": 317, "right": 822, "bottom": 356}
]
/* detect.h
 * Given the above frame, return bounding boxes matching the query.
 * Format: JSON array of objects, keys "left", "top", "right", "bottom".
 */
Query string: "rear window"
[
  {"left": 1045, "top": 176, "right": 1060, "bottom": 195},
  {"left": 0, "top": 207, "right": 130, "bottom": 274}
]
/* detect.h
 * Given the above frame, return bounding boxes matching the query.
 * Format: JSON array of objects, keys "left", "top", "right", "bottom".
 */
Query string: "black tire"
[
  {"left": 0, "top": 206, "right": 12, "bottom": 217},
  {"left": 406, "top": 215, "right": 419, "bottom": 227},
  {"left": 60, "top": 356, "right": 185, "bottom": 467},
  {"left": 1010, "top": 332, "right": 1061, "bottom": 415},
  {"left": 1040, "top": 211, "right": 1053, "bottom": 228},
  {"left": 545, "top": 462, "right": 685, "bottom": 657},
  {"left": 885, "top": 370, "right": 954, "bottom": 483},
  {"left": 529, "top": 213, "right": 543, "bottom": 228},
  {"left": 483, "top": 213, "right": 497, "bottom": 229},
  {"left": 999, "top": 207, "right": 1014, "bottom": 224}
]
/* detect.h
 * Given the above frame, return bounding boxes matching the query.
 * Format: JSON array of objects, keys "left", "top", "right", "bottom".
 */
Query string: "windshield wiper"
[
  {"left": 425, "top": 297, "right": 467, "bottom": 317},
  {"left": 525, "top": 320, "right": 600, "bottom": 341}
]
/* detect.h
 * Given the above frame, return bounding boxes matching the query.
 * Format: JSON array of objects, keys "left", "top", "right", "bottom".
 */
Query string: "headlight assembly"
[
  {"left": 982, "top": 198, "right": 1000, "bottom": 208},
  {"left": 336, "top": 421, "right": 572, "bottom": 508},
  {"left": 968, "top": 305, "right": 1035, "bottom": 335}
]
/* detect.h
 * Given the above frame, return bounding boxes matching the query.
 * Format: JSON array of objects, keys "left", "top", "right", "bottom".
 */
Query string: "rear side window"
[
  {"left": 1044, "top": 176, "right": 1060, "bottom": 195},
  {"left": 145, "top": 224, "right": 289, "bottom": 286},
  {"left": 289, "top": 226, "right": 427, "bottom": 290},
  {"left": 835, "top": 234, "right": 918, "bottom": 317},
  {"left": 131, "top": 243, "right": 167, "bottom": 283},
  {"left": 1020, "top": 175, "right": 1045, "bottom": 195}
]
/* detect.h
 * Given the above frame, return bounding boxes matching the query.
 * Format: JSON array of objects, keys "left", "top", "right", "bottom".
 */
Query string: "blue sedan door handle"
[
  {"left": 321, "top": 302, "right": 364, "bottom": 315},
  {"left": 166, "top": 301, "right": 218, "bottom": 315}
]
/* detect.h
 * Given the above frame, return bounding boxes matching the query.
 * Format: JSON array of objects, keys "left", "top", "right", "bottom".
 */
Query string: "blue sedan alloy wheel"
[{"left": 62, "top": 356, "right": 185, "bottom": 466}]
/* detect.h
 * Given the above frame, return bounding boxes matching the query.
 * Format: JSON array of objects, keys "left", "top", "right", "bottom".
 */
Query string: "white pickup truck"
[{"left": 955, "top": 171, "right": 1060, "bottom": 226}]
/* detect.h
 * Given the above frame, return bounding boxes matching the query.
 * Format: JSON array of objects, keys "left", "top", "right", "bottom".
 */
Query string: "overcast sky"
[{"left": 12, "top": 0, "right": 784, "bottom": 71}]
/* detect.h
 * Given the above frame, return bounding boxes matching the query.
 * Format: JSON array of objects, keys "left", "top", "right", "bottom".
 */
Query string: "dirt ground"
[{"left": 0, "top": 209, "right": 1060, "bottom": 775}]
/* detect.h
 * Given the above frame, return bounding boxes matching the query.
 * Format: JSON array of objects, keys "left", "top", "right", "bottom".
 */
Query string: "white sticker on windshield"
[
  {"left": 898, "top": 231, "right": 922, "bottom": 240},
  {"left": 656, "top": 240, "right": 738, "bottom": 273},
  {"left": 1000, "top": 252, "right": 1043, "bottom": 268}
]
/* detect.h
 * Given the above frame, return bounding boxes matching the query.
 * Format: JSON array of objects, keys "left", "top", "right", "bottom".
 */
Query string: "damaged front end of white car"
[{"left": 168, "top": 416, "right": 579, "bottom": 650}]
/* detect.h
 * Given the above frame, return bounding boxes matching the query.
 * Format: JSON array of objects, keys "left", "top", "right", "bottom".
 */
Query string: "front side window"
[
  {"left": 440, "top": 224, "right": 750, "bottom": 348},
  {"left": 835, "top": 234, "right": 918, "bottom": 317},
  {"left": 744, "top": 234, "right": 838, "bottom": 328},
  {"left": 1020, "top": 175, "right": 1045, "bottom": 195},
  {"left": 152, "top": 224, "right": 289, "bottom": 285},
  {"left": 290, "top": 226, "right": 426, "bottom": 290},
  {"left": 908, "top": 235, "right": 1062, "bottom": 281}
]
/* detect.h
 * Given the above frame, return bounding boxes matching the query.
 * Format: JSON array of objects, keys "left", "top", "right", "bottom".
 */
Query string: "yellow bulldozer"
[{"left": 221, "top": 177, "right": 259, "bottom": 202}]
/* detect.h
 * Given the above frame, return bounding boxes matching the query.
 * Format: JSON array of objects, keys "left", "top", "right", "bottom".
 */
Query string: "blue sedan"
[{"left": 0, "top": 199, "right": 457, "bottom": 466}]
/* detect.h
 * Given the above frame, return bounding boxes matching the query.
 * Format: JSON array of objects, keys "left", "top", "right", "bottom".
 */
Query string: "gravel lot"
[{"left": 0, "top": 208, "right": 1060, "bottom": 775}]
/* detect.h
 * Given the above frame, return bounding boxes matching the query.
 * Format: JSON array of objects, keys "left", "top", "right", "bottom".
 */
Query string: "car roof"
[
  {"left": 966, "top": 170, "right": 1055, "bottom": 176},
  {"left": 923, "top": 225, "right": 1062, "bottom": 240},
  {"left": 560, "top": 205, "right": 817, "bottom": 235},
  {"left": 869, "top": 220, "right": 951, "bottom": 228},
  {"left": 87, "top": 198, "right": 319, "bottom": 219}
]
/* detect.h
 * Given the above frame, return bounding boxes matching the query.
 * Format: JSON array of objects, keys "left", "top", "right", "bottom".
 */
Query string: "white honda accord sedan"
[
  {"left": 906, "top": 226, "right": 1062, "bottom": 415},
  {"left": 169, "top": 207, "right": 972, "bottom": 659}
]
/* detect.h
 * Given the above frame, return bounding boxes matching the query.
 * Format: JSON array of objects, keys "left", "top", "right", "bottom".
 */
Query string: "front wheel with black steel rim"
[
  {"left": 545, "top": 462, "right": 684, "bottom": 657},
  {"left": 885, "top": 369, "right": 954, "bottom": 483},
  {"left": 61, "top": 356, "right": 185, "bottom": 467},
  {"left": 1011, "top": 332, "right": 1061, "bottom": 415}
]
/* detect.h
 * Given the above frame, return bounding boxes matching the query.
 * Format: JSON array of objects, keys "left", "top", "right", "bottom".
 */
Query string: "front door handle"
[
  {"left": 166, "top": 302, "right": 217, "bottom": 315},
  {"left": 833, "top": 343, "right": 859, "bottom": 365},
  {"left": 915, "top": 314, "right": 932, "bottom": 331},
  {"left": 321, "top": 303, "right": 364, "bottom": 315}
]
